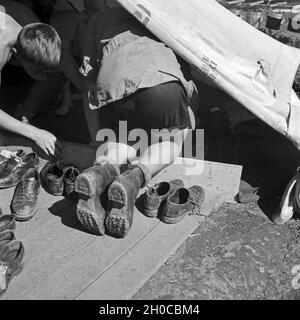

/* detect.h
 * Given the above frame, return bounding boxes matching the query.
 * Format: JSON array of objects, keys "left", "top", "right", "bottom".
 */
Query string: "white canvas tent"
[{"left": 117, "top": 0, "right": 300, "bottom": 150}]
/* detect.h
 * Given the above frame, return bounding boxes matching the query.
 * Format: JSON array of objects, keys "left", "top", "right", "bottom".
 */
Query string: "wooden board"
[
  {"left": 0, "top": 146, "right": 242, "bottom": 300},
  {"left": 77, "top": 193, "right": 225, "bottom": 300}
]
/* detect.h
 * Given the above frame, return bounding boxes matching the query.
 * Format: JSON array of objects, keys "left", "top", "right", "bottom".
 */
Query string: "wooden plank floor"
[{"left": 0, "top": 147, "right": 242, "bottom": 300}]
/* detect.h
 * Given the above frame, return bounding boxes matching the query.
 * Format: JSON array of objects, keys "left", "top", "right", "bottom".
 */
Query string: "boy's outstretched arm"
[{"left": 0, "top": 108, "right": 62, "bottom": 158}]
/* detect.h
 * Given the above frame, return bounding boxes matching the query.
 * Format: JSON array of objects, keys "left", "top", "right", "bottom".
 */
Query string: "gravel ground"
[{"left": 133, "top": 202, "right": 300, "bottom": 300}]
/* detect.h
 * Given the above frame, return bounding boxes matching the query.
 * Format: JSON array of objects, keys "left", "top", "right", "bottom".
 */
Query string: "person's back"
[{"left": 72, "top": 6, "right": 193, "bottom": 110}]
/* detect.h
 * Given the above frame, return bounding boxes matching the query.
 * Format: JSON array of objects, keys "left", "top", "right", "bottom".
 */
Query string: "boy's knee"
[{"left": 95, "top": 142, "right": 137, "bottom": 165}]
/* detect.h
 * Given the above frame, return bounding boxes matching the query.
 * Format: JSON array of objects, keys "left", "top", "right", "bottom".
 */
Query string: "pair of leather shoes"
[
  {"left": 11, "top": 168, "right": 41, "bottom": 221},
  {"left": 144, "top": 180, "right": 205, "bottom": 224},
  {"left": 76, "top": 163, "right": 152, "bottom": 238},
  {"left": 76, "top": 162, "right": 159, "bottom": 238},
  {"left": 0, "top": 153, "right": 39, "bottom": 189},
  {"left": 40, "top": 161, "right": 80, "bottom": 199},
  {"left": 0, "top": 241, "right": 25, "bottom": 296},
  {"left": 0, "top": 150, "right": 25, "bottom": 166}
]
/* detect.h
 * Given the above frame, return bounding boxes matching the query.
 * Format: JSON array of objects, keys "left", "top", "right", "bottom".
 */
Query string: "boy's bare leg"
[
  {"left": 95, "top": 142, "right": 137, "bottom": 165},
  {"left": 131, "top": 128, "right": 188, "bottom": 181},
  {"left": 104, "top": 129, "right": 187, "bottom": 237}
]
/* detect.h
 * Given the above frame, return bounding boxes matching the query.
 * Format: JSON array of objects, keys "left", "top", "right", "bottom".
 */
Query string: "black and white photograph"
[{"left": 0, "top": 0, "right": 299, "bottom": 305}]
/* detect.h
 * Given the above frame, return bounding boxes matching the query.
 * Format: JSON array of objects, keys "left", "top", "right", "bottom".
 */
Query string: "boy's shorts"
[{"left": 97, "top": 81, "right": 197, "bottom": 136}]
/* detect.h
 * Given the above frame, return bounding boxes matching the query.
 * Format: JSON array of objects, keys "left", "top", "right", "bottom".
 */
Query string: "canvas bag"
[{"left": 117, "top": 0, "right": 300, "bottom": 150}]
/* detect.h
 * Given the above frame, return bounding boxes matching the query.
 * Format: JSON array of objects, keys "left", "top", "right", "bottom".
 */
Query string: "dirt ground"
[{"left": 133, "top": 202, "right": 300, "bottom": 300}]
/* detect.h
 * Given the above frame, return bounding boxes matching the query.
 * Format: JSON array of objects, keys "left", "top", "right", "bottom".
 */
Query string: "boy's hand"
[{"left": 32, "top": 128, "right": 63, "bottom": 158}]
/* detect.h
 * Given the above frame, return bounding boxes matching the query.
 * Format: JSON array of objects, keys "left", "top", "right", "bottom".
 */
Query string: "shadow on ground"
[{"left": 48, "top": 198, "right": 92, "bottom": 234}]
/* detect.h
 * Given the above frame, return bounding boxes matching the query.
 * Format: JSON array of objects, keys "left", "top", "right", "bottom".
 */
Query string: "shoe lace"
[
  {"left": 18, "top": 180, "right": 36, "bottom": 200},
  {"left": 69, "top": 168, "right": 77, "bottom": 181},
  {"left": 146, "top": 184, "right": 156, "bottom": 190},
  {"left": 65, "top": 168, "right": 77, "bottom": 182},
  {"left": 2, "top": 156, "right": 24, "bottom": 173}
]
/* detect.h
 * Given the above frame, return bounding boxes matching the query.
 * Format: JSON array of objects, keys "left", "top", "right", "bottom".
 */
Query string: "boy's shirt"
[{"left": 72, "top": 6, "right": 196, "bottom": 109}]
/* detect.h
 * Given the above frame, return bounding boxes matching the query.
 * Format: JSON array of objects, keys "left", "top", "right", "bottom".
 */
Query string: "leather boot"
[
  {"left": 75, "top": 163, "right": 120, "bottom": 235},
  {"left": 106, "top": 164, "right": 151, "bottom": 238}
]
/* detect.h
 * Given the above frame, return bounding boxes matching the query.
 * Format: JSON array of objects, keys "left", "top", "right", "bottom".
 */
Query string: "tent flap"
[{"left": 117, "top": 0, "right": 300, "bottom": 149}]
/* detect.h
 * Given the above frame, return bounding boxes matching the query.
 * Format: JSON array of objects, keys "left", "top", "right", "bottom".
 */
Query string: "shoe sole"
[
  {"left": 46, "top": 191, "right": 63, "bottom": 196},
  {"left": 75, "top": 171, "right": 108, "bottom": 235},
  {"left": 0, "top": 182, "right": 19, "bottom": 189},
  {"left": 161, "top": 211, "right": 188, "bottom": 224},
  {"left": 106, "top": 182, "right": 131, "bottom": 238},
  {"left": 42, "top": 184, "right": 63, "bottom": 196},
  {"left": 12, "top": 208, "right": 37, "bottom": 222},
  {"left": 75, "top": 172, "right": 97, "bottom": 197},
  {"left": 76, "top": 196, "right": 105, "bottom": 235}
]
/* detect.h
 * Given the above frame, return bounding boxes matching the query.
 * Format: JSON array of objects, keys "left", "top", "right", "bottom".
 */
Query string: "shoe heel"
[
  {"left": 105, "top": 213, "right": 129, "bottom": 238},
  {"left": 144, "top": 208, "right": 158, "bottom": 218},
  {"left": 75, "top": 173, "right": 97, "bottom": 197},
  {"left": 106, "top": 183, "right": 129, "bottom": 238},
  {"left": 161, "top": 212, "right": 187, "bottom": 224},
  {"left": 107, "top": 182, "right": 127, "bottom": 205},
  {"left": 76, "top": 201, "right": 105, "bottom": 236}
]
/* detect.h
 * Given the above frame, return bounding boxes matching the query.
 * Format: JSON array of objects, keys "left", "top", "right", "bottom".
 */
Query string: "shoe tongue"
[
  {"left": 46, "top": 166, "right": 63, "bottom": 180},
  {"left": 65, "top": 169, "right": 76, "bottom": 182}
]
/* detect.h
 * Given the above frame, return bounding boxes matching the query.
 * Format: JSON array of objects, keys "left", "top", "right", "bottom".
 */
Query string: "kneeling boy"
[{"left": 74, "top": 5, "right": 199, "bottom": 238}]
